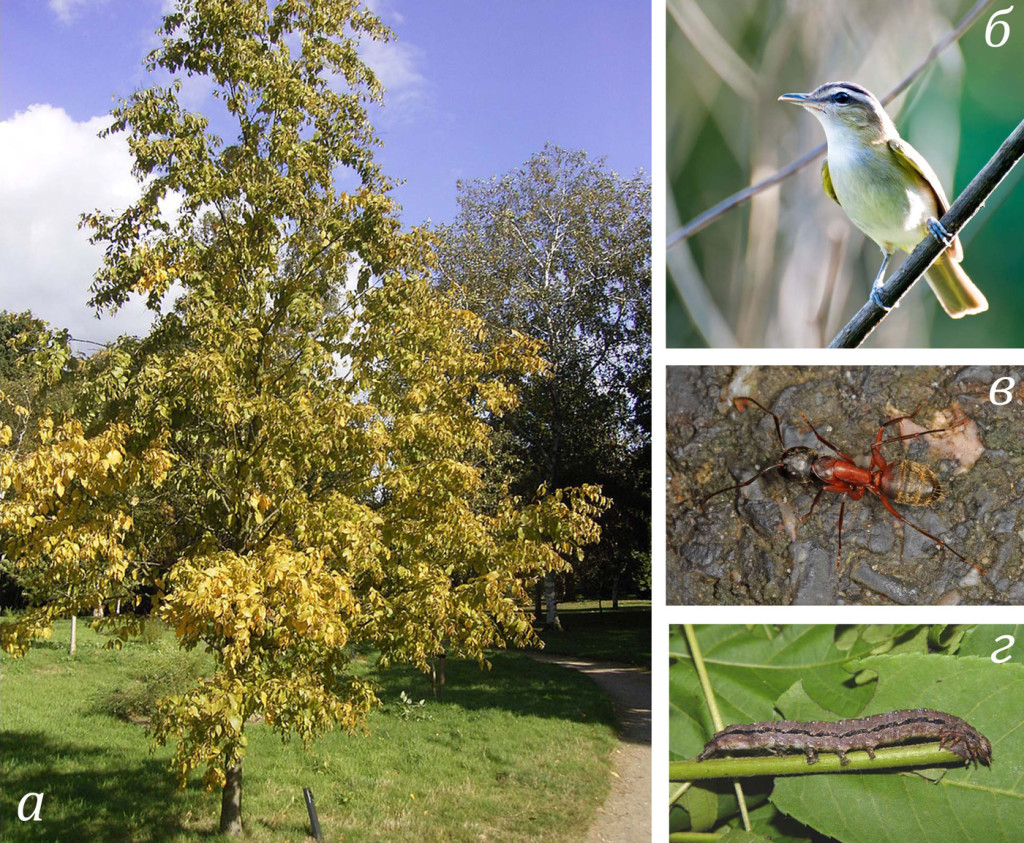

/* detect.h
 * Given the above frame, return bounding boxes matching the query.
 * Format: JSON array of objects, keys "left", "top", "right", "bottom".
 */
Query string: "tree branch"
[
  {"left": 828, "top": 116, "right": 1024, "bottom": 348},
  {"left": 666, "top": 0, "right": 997, "bottom": 249}
]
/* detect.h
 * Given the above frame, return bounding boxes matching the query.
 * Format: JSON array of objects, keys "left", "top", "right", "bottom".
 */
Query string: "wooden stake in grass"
[{"left": 303, "top": 787, "right": 323, "bottom": 842}]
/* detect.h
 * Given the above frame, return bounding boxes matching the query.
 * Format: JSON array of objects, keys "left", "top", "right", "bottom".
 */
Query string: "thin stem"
[
  {"left": 682, "top": 625, "right": 751, "bottom": 831},
  {"left": 683, "top": 625, "right": 723, "bottom": 732},
  {"left": 669, "top": 781, "right": 691, "bottom": 807},
  {"left": 829, "top": 116, "right": 1024, "bottom": 347},
  {"left": 670, "top": 743, "right": 970, "bottom": 781},
  {"left": 667, "top": 144, "right": 823, "bottom": 249}
]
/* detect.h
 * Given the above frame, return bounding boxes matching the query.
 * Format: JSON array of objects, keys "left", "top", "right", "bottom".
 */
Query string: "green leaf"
[
  {"left": 669, "top": 625, "right": 880, "bottom": 762},
  {"left": 957, "top": 625, "right": 1022, "bottom": 659},
  {"left": 719, "top": 830, "right": 774, "bottom": 843},
  {"left": 771, "top": 654, "right": 1024, "bottom": 843},
  {"left": 680, "top": 784, "right": 719, "bottom": 832}
]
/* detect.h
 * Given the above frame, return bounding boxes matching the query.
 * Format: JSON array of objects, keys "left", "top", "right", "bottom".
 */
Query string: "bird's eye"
[{"left": 832, "top": 91, "right": 851, "bottom": 104}]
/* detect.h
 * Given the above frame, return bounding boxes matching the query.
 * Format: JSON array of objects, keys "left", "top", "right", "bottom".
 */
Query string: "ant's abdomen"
[{"left": 880, "top": 460, "right": 945, "bottom": 507}]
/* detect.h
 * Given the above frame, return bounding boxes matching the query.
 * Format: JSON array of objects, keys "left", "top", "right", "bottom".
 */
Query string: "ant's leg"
[
  {"left": 877, "top": 403, "right": 924, "bottom": 433},
  {"left": 866, "top": 406, "right": 926, "bottom": 470},
  {"left": 871, "top": 490, "right": 985, "bottom": 575},
  {"left": 799, "top": 485, "right": 858, "bottom": 571},
  {"left": 701, "top": 461, "right": 785, "bottom": 508},
  {"left": 804, "top": 482, "right": 861, "bottom": 521},
  {"left": 835, "top": 497, "right": 846, "bottom": 571},
  {"left": 872, "top": 414, "right": 969, "bottom": 469},
  {"left": 798, "top": 486, "right": 826, "bottom": 523},
  {"left": 874, "top": 404, "right": 967, "bottom": 448},
  {"left": 799, "top": 414, "right": 857, "bottom": 463},
  {"left": 820, "top": 487, "right": 864, "bottom": 571},
  {"left": 701, "top": 396, "right": 789, "bottom": 506},
  {"left": 876, "top": 417, "right": 969, "bottom": 449},
  {"left": 734, "top": 397, "right": 786, "bottom": 450}
]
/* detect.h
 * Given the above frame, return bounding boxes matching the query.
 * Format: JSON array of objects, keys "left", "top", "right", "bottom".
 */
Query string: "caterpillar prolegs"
[{"left": 697, "top": 708, "right": 992, "bottom": 767}]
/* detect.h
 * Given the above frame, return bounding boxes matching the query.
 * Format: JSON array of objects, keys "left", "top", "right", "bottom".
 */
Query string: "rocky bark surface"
[{"left": 667, "top": 366, "right": 1024, "bottom": 605}]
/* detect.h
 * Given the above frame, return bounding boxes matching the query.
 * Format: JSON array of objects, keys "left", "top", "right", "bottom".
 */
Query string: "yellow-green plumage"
[{"left": 786, "top": 81, "right": 988, "bottom": 318}]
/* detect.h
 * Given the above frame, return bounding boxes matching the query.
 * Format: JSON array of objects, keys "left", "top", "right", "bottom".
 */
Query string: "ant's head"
[{"left": 779, "top": 447, "right": 817, "bottom": 482}]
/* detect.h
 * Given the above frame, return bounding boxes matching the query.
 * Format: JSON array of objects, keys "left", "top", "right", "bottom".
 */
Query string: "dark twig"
[
  {"left": 828, "top": 117, "right": 1024, "bottom": 348},
  {"left": 667, "top": 0, "right": 997, "bottom": 249},
  {"left": 667, "top": 144, "right": 824, "bottom": 249}
]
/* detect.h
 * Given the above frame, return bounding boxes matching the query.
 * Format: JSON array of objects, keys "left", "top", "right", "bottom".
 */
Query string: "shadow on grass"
[
  {"left": 370, "top": 652, "right": 619, "bottom": 731},
  {"left": 0, "top": 730, "right": 196, "bottom": 842},
  {"left": 535, "top": 606, "right": 652, "bottom": 667}
]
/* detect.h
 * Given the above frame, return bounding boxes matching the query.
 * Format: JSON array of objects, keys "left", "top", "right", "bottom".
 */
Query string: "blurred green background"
[{"left": 667, "top": 0, "right": 1024, "bottom": 348}]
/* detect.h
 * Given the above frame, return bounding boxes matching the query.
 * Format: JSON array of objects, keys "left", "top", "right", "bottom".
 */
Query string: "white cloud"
[
  {"left": 362, "top": 39, "right": 425, "bottom": 93},
  {"left": 48, "top": 0, "right": 109, "bottom": 25},
  {"left": 0, "top": 105, "right": 154, "bottom": 343},
  {"left": 364, "top": 0, "right": 404, "bottom": 26},
  {"left": 357, "top": 39, "right": 430, "bottom": 124}
]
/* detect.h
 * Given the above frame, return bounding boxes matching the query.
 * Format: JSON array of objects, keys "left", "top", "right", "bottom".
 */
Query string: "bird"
[{"left": 779, "top": 81, "right": 987, "bottom": 318}]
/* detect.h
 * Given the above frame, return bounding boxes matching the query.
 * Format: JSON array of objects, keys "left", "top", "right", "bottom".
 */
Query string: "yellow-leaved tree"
[{"left": 0, "top": 0, "right": 606, "bottom": 834}]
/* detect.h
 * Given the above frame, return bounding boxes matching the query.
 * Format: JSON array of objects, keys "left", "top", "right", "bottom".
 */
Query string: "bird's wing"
[
  {"left": 821, "top": 159, "right": 840, "bottom": 205},
  {"left": 888, "top": 138, "right": 962, "bottom": 261}
]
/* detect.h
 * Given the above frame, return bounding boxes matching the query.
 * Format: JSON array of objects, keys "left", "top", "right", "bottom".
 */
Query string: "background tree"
[
  {"left": 0, "top": 1, "right": 605, "bottom": 835},
  {"left": 0, "top": 311, "right": 79, "bottom": 615},
  {"left": 0, "top": 310, "right": 76, "bottom": 433},
  {"left": 435, "top": 146, "right": 651, "bottom": 620}
]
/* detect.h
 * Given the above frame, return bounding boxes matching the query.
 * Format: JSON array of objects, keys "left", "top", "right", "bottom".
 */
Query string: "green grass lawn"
[
  {"left": 0, "top": 620, "right": 619, "bottom": 842},
  {"left": 535, "top": 601, "right": 651, "bottom": 667}
]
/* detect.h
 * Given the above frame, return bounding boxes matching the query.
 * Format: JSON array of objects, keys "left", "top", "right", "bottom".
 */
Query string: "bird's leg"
[
  {"left": 926, "top": 217, "right": 954, "bottom": 249},
  {"left": 869, "top": 248, "right": 893, "bottom": 311}
]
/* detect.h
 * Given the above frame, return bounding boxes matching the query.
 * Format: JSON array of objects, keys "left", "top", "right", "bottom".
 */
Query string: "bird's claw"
[
  {"left": 927, "top": 217, "right": 954, "bottom": 250},
  {"left": 870, "top": 287, "right": 893, "bottom": 312}
]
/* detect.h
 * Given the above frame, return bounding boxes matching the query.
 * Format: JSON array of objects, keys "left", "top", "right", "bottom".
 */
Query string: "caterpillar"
[{"left": 697, "top": 708, "right": 991, "bottom": 767}]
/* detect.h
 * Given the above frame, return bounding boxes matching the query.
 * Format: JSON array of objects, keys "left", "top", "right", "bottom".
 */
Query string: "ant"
[{"left": 701, "top": 397, "right": 983, "bottom": 575}]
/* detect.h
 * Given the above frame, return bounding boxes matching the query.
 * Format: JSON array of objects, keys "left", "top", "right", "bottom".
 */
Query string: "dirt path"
[{"left": 530, "top": 655, "right": 651, "bottom": 843}]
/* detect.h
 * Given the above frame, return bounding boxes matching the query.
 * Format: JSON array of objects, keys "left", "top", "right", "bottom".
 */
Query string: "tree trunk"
[
  {"left": 68, "top": 615, "right": 77, "bottom": 655},
  {"left": 544, "top": 572, "right": 562, "bottom": 631},
  {"left": 612, "top": 573, "right": 620, "bottom": 610},
  {"left": 431, "top": 652, "right": 446, "bottom": 700},
  {"left": 564, "top": 572, "right": 576, "bottom": 602},
  {"left": 219, "top": 758, "right": 243, "bottom": 835},
  {"left": 533, "top": 579, "right": 543, "bottom": 623}
]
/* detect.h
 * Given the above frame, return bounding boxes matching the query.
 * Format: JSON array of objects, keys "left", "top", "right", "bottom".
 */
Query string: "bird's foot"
[
  {"left": 927, "top": 217, "right": 954, "bottom": 249},
  {"left": 870, "top": 287, "right": 893, "bottom": 312}
]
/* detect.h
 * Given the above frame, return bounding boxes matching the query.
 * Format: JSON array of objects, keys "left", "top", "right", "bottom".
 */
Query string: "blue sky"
[{"left": 0, "top": 0, "right": 651, "bottom": 343}]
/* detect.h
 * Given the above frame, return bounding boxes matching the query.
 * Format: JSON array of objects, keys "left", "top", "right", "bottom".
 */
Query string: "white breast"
[{"left": 823, "top": 129, "right": 937, "bottom": 254}]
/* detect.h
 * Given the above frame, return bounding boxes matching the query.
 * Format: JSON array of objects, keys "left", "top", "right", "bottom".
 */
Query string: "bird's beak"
[{"left": 778, "top": 92, "right": 823, "bottom": 112}]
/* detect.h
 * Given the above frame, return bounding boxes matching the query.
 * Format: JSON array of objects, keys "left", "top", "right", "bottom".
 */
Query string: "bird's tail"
[{"left": 925, "top": 254, "right": 988, "bottom": 318}]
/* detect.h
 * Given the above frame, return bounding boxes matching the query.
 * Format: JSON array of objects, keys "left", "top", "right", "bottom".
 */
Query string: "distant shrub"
[{"left": 100, "top": 651, "right": 203, "bottom": 725}]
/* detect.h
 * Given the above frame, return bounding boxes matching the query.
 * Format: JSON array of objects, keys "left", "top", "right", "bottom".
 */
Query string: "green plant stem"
[
  {"left": 669, "top": 781, "right": 690, "bottom": 807},
  {"left": 668, "top": 833, "right": 727, "bottom": 842},
  {"left": 682, "top": 624, "right": 751, "bottom": 831},
  {"left": 669, "top": 742, "right": 967, "bottom": 781},
  {"left": 682, "top": 625, "right": 722, "bottom": 731}
]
